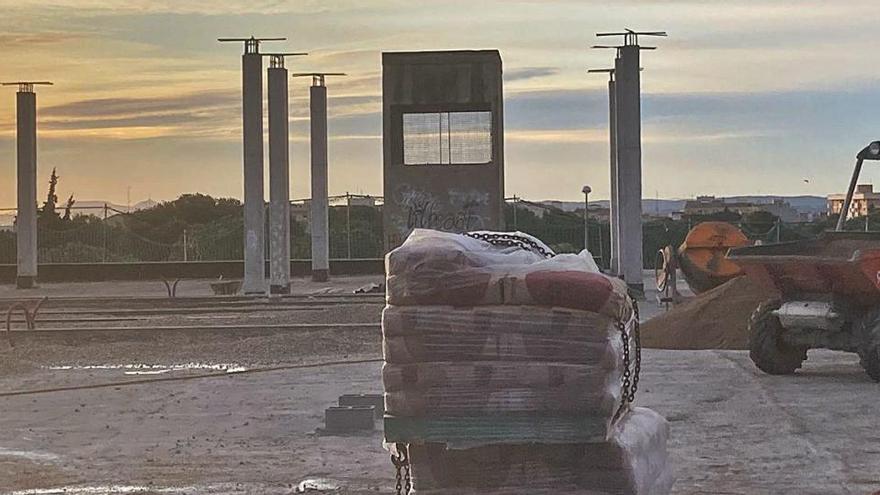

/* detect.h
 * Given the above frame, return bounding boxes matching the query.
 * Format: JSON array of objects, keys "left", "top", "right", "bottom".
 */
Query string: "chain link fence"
[
  {"left": 0, "top": 198, "right": 839, "bottom": 267},
  {"left": 0, "top": 197, "right": 385, "bottom": 264}
]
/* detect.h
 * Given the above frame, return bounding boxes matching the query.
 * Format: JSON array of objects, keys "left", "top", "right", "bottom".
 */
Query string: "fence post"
[
  {"left": 102, "top": 203, "right": 108, "bottom": 262},
  {"left": 183, "top": 229, "right": 188, "bottom": 262},
  {"left": 512, "top": 196, "right": 518, "bottom": 230},
  {"left": 346, "top": 193, "right": 352, "bottom": 259}
]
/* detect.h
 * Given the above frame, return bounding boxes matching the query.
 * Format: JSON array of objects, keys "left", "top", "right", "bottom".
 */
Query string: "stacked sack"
[{"left": 382, "top": 229, "right": 673, "bottom": 495}]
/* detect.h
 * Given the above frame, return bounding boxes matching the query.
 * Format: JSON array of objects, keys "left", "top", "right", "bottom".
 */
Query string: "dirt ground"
[{"left": 0, "top": 276, "right": 878, "bottom": 494}]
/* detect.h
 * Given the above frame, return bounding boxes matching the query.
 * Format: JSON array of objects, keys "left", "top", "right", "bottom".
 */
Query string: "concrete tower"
[
  {"left": 265, "top": 53, "right": 306, "bottom": 295},
  {"left": 293, "top": 73, "right": 346, "bottom": 282},
  {"left": 218, "top": 36, "right": 285, "bottom": 295},
  {"left": 595, "top": 29, "right": 665, "bottom": 291},
  {"left": 381, "top": 51, "right": 505, "bottom": 250},
  {"left": 3, "top": 81, "right": 52, "bottom": 289}
]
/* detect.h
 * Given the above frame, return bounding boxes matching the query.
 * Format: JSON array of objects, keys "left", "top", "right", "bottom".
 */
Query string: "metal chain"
[
  {"left": 464, "top": 232, "right": 555, "bottom": 258},
  {"left": 612, "top": 295, "right": 642, "bottom": 423},
  {"left": 629, "top": 299, "right": 642, "bottom": 402},
  {"left": 391, "top": 443, "right": 411, "bottom": 495},
  {"left": 612, "top": 304, "right": 631, "bottom": 424}
]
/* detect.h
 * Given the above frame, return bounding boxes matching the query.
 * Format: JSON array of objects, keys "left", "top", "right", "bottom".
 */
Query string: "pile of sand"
[{"left": 641, "top": 276, "right": 779, "bottom": 350}]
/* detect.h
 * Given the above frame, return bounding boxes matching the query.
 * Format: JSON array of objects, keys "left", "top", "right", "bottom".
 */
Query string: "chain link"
[
  {"left": 613, "top": 309, "right": 631, "bottom": 424},
  {"left": 391, "top": 443, "right": 411, "bottom": 495},
  {"left": 463, "top": 232, "right": 555, "bottom": 258},
  {"left": 612, "top": 295, "right": 642, "bottom": 423},
  {"left": 629, "top": 299, "right": 642, "bottom": 402}
]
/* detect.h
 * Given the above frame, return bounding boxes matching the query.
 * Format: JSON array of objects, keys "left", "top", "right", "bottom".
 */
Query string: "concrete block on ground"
[
  {"left": 325, "top": 406, "right": 375, "bottom": 433},
  {"left": 338, "top": 394, "right": 384, "bottom": 418}
]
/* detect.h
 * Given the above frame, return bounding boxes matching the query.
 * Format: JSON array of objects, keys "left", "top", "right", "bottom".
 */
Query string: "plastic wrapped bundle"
[
  {"left": 383, "top": 361, "right": 621, "bottom": 416},
  {"left": 382, "top": 305, "right": 624, "bottom": 365},
  {"left": 386, "top": 229, "right": 631, "bottom": 320},
  {"left": 382, "top": 229, "right": 668, "bottom": 492},
  {"left": 382, "top": 304, "right": 629, "bottom": 444},
  {"left": 407, "top": 407, "right": 673, "bottom": 495}
]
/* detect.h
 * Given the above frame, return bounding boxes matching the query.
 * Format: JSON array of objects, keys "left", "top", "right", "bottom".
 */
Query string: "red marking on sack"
[{"left": 524, "top": 271, "right": 612, "bottom": 313}]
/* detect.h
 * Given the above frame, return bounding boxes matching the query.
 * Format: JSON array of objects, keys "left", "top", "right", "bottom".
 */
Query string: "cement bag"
[
  {"left": 382, "top": 305, "right": 623, "bottom": 345},
  {"left": 383, "top": 332, "right": 621, "bottom": 365},
  {"left": 406, "top": 407, "right": 672, "bottom": 495},
  {"left": 502, "top": 257, "right": 632, "bottom": 320},
  {"left": 383, "top": 360, "right": 621, "bottom": 417},
  {"left": 386, "top": 229, "right": 548, "bottom": 307},
  {"left": 382, "top": 307, "right": 624, "bottom": 365}
]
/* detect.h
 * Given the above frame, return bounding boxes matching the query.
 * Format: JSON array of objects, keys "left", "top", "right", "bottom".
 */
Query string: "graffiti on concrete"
[{"left": 392, "top": 185, "right": 490, "bottom": 235}]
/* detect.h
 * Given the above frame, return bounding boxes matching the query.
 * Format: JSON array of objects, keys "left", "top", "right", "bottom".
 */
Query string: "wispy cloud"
[
  {"left": 0, "top": 31, "right": 83, "bottom": 46},
  {"left": 505, "top": 67, "right": 559, "bottom": 82}
]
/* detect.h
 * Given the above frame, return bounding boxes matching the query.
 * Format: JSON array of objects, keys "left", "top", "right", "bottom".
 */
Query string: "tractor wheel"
[
  {"left": 857, "top": 309, "right": 880, "bottom": 382},
  {"left": 748, "top": 300, "right": 807, "bottom": 375}
]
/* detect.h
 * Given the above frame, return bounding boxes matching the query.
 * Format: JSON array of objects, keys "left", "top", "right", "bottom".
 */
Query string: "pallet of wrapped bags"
[
  {"left": 406, "top": 407, "right": 673, "bottom": 495},
  {"left": 385, "top": 229, "right": 631, "bottom": 320},
  {"left": 382, "top": 303, "right": 630, "bottom": 444}
]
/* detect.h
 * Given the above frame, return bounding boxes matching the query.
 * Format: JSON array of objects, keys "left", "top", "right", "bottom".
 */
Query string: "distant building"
[
  {"left": 827, "top": 184, "right": 880, "bottom": 219},
  {"left": 682, "top": 195, "right": 801, "bottom": 222},
  {"left": 346, "top": 195, "right": 377, "bottom": 208}
]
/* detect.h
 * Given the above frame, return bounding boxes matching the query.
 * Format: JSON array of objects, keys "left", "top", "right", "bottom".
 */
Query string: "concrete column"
[
  {"left": 608, "top": 77, "right": 621, "bottom": 276},
  {"left": 242, "top": 51, "right": 266, "bottom": 294},
  {"left": 615, "top": 45, "right": 644, "bottom": 291},
  {"left": 310, "top": 84, "right": 329, "bottom": 282},
  {"left": 16, "top": 91, "right": 37, "bottom": 289},
  {"left": 268, "top": 65, "right": 291, "bottom": 295}
]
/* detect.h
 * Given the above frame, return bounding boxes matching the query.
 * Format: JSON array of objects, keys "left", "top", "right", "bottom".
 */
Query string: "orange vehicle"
[
  {"left": 728, "top": 141, "right": 880, "bottom": 381},
  {"left": 655, "top": 221, "right": 750, "bottom": 297}
]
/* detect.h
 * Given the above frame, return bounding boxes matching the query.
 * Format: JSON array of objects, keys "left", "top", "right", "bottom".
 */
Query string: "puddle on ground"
[
  {"left": 296, "top": 478, "right": 341, "bottom": 492},
  {"left": 0, "top": 448, "right": 60, "bottom": 463},
  {"left": 44, "top": 363, "right": 248, "bottom": 375}
]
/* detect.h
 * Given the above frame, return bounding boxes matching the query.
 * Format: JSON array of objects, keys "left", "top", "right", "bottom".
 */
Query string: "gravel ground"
[
  {"left": 0, "top": 276, "right": 877, "bottom": 494},
  {"left": 0, "top": 276, "right": 385, "bottom": 300},
  {"left": 1, "top": 348, "right": 878, "bottom": 494}
]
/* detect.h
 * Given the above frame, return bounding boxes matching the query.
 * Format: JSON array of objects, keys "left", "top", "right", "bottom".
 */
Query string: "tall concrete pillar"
[
  {"left": 267, "top": 59, "right": 291, "bottom": 295},
  {"left": 310, "top": 83, "right": 329, "bottom": 282},
  {"left": 615, "top": 45, "right": 643, "bottom": 291},
  {"left": 218, "top": 37, "right": 286, "bottom": 295},
  {"left": 242, "top": 47, "right": 266, "bottom": 294},
  {"left": 15, "top": 90, "right": 37, "bottom": 289},
  {"left": 608, "top": 76, "right": 621, "bottom": 276}
]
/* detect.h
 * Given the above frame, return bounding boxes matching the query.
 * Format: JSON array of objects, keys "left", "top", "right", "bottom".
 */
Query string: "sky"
[{"left": 2, "top": 0, "right": 880, "bottom": 205}]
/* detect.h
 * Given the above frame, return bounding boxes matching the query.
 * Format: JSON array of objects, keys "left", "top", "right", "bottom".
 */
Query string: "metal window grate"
[{"left": 403, "top": 111, "right": 492, "bottom": 165}]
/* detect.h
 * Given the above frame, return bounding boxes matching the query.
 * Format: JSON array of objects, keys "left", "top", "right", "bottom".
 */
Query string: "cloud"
[
  {"left": 4, "top": 1, "right": 388, "bottom": 15},
  {"left": 43, "top": 90, "right": 238, "bottom": 119},
  {"left": 505, "top": 67, "right": 559, "bottom": 82},
  {"left": 0, "top": 32, "right": 82, "bottom": 46}
]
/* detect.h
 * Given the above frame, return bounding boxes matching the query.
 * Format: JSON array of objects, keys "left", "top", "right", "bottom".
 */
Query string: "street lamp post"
[{"left": 582, "top": 185, "right": 592, "bottom": 254}]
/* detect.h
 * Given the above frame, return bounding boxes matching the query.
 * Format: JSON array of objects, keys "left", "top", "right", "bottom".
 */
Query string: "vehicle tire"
[
  {"left": 857, "top": 309, "right": 880, "bottom": 382},
  {"left": 748, "top": 299, "right": 807, "bottom": 375}
]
